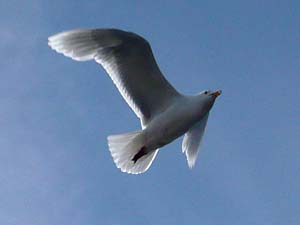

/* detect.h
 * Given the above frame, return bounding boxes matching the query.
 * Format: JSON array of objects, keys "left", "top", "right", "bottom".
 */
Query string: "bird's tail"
[{"left": 107, "top": 131, "right": 158, "bottom": 174}]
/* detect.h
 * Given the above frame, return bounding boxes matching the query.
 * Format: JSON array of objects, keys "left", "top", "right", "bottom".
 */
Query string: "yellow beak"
[{"left": 210, "top": 90, "right": 222, "bottom": 98}]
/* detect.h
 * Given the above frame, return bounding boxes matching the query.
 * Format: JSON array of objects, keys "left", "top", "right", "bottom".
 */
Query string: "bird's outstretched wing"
[
  {"left": 182, "top": 113, "right": 209, "bottom": 168},
  {"left": 48, "top": 29, "right": 179, "bottom": 127}
]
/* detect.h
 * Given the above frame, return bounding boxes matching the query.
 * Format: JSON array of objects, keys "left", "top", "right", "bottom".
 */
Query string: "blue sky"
[{"left": 1, "top": 0, "right": 300, "bottom": 224}]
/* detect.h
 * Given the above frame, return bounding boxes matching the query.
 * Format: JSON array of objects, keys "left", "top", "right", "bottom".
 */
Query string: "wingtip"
[{"left": 187, "top": 159, "right": 196, "bottom": 169}]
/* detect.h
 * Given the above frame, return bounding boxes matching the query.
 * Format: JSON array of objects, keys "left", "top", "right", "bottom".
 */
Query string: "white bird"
[{"left": 48, "top": 28, "right": 221, "bottom": 174}]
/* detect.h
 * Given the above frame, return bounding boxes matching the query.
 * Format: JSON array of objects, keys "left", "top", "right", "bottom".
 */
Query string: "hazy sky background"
[{"left": 1, "top": 1, "right": 300, "bottom": 225}]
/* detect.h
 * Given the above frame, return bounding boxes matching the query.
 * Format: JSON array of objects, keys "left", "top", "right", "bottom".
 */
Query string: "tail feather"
[{"left": 107, "top": 131, "right": 158, "bottom": 174}]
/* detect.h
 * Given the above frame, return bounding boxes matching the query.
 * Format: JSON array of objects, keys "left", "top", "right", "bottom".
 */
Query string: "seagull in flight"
[{"left": 48, "top": 28, "right": 222, "bottom": 174}]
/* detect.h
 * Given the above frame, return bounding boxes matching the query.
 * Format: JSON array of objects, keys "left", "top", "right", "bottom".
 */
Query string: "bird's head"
[
  {"left": 202, "top": 89, "right": 222, "bottom": 98},
  {"left": 196, "top": 89, "right": 222, "bottom": 112}
]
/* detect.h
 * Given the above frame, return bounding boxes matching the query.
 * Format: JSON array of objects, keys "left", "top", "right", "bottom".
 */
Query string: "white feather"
[
  {"left": 48, "top": 29, "right": 179, "bottom": 127},
  {"left": 182, "top": 113, "right": 209, "bottom": 168},
  {"left": 108, "top": 131, "right": 158, "bottom": 174}
]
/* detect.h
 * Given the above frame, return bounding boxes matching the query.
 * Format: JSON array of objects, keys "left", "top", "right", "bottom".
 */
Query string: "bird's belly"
[{"left": 144, "top": 108, "right": 196, "bottom": 150}]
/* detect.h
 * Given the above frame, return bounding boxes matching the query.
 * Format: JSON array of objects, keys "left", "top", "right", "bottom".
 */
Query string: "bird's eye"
[{"left": 204, "top": 91, "right": 208, "bottom": 94}]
